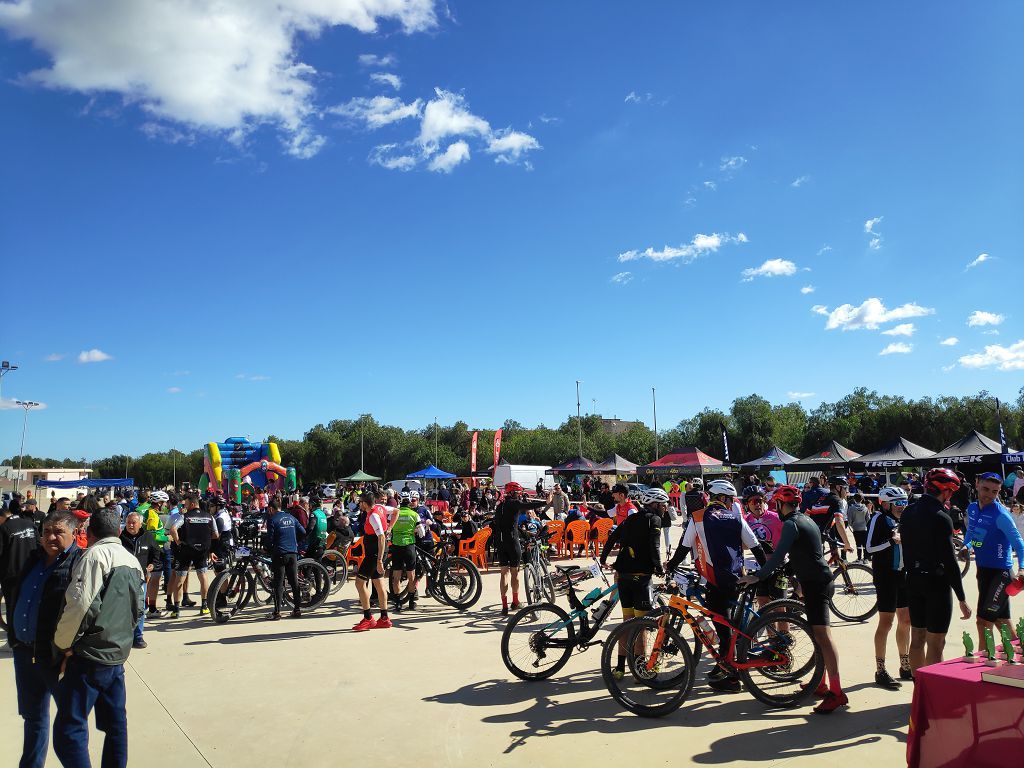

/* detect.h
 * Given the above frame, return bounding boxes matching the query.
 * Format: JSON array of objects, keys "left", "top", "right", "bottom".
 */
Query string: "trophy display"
[
  {"left": 985, "top": 627, "right": 998, "bottom": 667},
  {"left": 963, "top": 631, "right": 975, "bottom": 661},
  {"left": 1001, "top": 625, "right": 1017, "bottom": 664}
]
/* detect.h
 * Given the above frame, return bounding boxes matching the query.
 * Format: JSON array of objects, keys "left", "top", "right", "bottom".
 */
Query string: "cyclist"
[
  {"left": 739, "top": 484, "right": 847, "bottom": 714},
  {"left": 669, "top": 479, "right": 765, "bottom": 692},
  {"left": 808, "top": 476, "right": 856, "bottom": 559},
  {"left": 265, "top": 499, "right": 304, "bottom": 620},
  {"left": 167, "top": 495, "right": 219, "bottom": 618},
  {"left": 493, "top": 482, "right": 545, "bottom": 615},
  {"left": 143, "top": 491, "right": 171, "bottom": 618},
  {"left": 389, "top": 493, "right": 420, "bottom": 613},
  {"left": 866, "top": 486, "right": 912, "bottom": 688},
  {"left": 608, "top": 483, "right": 637, "bottom": 525},
  {"left": 900, "top": 467, "right": 972, "bottom": 673},
  {"left": 305, "top": 499, "right": 328, "bottom": 562},
  {"left": 741, "top": 486, "right": 786, "bottom": 613},
  {"left": 211, "top": 496, "right": 235, "bottom": 569},
  {"left": 600, "top": 487, "right": 665, "bottom": 680},
  {"left": 353, "top": 492, "right": 391, "bottom": 631},
  {"left": 964, "top": 472, "right": 1024, "bottom": 650}
]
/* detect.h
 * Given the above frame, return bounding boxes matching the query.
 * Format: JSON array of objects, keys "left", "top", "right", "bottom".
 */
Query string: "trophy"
[
  {"left": 985, "top": 627, "right": 998, "bottom": 666},
  {"left": 1001, "top": 625, "right": 1017, "bottom": 664},
  {"left": 962, "top": 631, "right": 975, "bottom": 661}
]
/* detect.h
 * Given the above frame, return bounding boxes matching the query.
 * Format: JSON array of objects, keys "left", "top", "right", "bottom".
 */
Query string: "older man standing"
[
  {"left": 7, "top": 510, "right": 83, "bottom": 768},
  {"left": 119, "top": 512, "right": 160, "bottom": 649},
  {"left": 52, "top": 507, "right": 143, "bottom": 768}
]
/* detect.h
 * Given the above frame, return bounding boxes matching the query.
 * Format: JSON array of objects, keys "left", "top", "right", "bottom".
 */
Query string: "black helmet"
[
  {"left": 829, "top": 475, "right": 849, "bottom": 487},
  {"left": 742, "top": 485, "right": 766, "bottom": 500}
]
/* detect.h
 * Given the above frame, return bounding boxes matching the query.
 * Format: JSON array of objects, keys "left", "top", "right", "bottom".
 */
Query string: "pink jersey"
[{"left": 743, "top": 510, "right": 783, "bottom": 550}]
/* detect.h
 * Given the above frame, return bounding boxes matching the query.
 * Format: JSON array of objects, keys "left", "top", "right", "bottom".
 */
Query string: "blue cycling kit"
[{"left": 965, "top": 500, "right": 1024, "bottom": 570}]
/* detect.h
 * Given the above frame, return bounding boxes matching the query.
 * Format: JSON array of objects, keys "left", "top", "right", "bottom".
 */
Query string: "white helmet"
[
  {"left": 639, "top": 487, "right": 670, "bottom": 506},
  {"left": 149, "top": 491, "right": 169, "bottom": 503},
  {"left": 409, "top": 490, "right": 420, "bottom": 500},
  {"left": 878, "top": 486, "right": 908, "bottom": 504},
  {"left": 706, "top": 480, "right": 738, "bottom": 498}
]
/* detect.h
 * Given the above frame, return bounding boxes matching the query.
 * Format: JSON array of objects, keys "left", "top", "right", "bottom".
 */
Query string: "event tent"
[
  {"left": 340, "top": 469, "right": 382, "bottom": 482},
  {"left": 923, "top": 430, "right": 1008, "bottom": 468},
  {"left": 546, "top": 457, "right": 599, "bottom": 475},
  {"left": 35, "top": 478, "right": 134, "bottom": 489},
  {"left": 850, "top": 437, "right": 934, "bottom": 469},
  {"left": 739, "top": 445, "right": 800, "bottom": 470},
  {"left": 789, "top": 441, "right": 860, "bottom": 470},
  {"left": 593, "top": 454, "right": 639, "bottom": 474},
  {"left": 639, "top": 447, "right": 727, "bottom": 480},
  {"left": 406, "top": 464, "right": 456, "bottom": 479}
]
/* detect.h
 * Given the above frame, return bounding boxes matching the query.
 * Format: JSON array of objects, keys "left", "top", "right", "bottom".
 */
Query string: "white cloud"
[
  {"left": 236, "top": 373, "right": 270, "bottom": 381},
  {"left": 610, "top": 271, "right": 633, "bottom": 285},
  {"left": 367, "top": 144, "right": 417, "bottom": 171},
  {"left": 427, "top": 140, "right": 470, "bottom": 173},
  {"left": 703, "top": 180, "right": 717, "bottom": 191},
  {"left": 967, "top": 310, "right": 1004, "bottom": 327},
  {"left": 78, "top": 348, "right": 112, "bottom": 363},
  {"left": 369, "top": 72, "right": 402, "bottom": 90},
  {"left": 800, "top": 285, "right": 816, "bottom": 294},
  {"left": 741, "top": 258, "right": 798, "bottom": 281},
  {"left": 958, "top": 340, "right": 1024, "bottom": 371},
  {"left": 816, "top": 298, "right": 935, "bottom": 331},
  {"left": 882, "top": 323, "right": 916, "bottom": 337},
  {"left": 880, "top": 342, "right": 912, "bottom": 356},
  {"left": 418, "top": 88, "right": 491, "bottom": 151},
  {"left": 358, "top": 53, "right": 397, "bottom": 68},
  {"left": 939, "top": 337, "right": 959, "bottom": 346},
  {"left": 983, "top": 329, "right": 1001, "bottom": 336},
  {"left": 811, "top": 304, "right": 830, "bottom": 316},
  {"left": 787, "top": 391, "right": 816, "bottom": 400},
  {"left": 868, "top": 237, "right": 882, "bottom": 250},
  {"left": 618, "top": 232, "right": 748, "bottom": 264},
  {"left": 0, "top": 1, "right": 437, "bottom": 158},
  {"left": 167, "top": 386, "right": 182, "bottom": 394},
  {"left": 44, "top": 353, "right": 64, "bottom": 362},
  {"left": 624, "top": 91, "right": 653, "bottom": 104},
  {"left": 330, "top": 95, "right": 422, "bottom": 129},
  {"left": 720, "top": 156, "right": 747, "bottom": 172},
  {"left": 791, "top": 175, "right": 810, "bottom": 188},
  {"left": 966, "top": 253, "right": 990, "bottom": 270},
  {"left": 864, "top": 216, "right": 883, "bottom": 234},
  {"left": 817, "top": 245, "right": 832, "bottom": 256},
  {"left": 486, "top": 129, "right": 540, "bottom": 164}
]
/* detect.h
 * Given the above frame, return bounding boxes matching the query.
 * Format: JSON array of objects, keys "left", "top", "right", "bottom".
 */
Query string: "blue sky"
[{"left": 1, "top": 1, "right": 1021, "bottom": 461}]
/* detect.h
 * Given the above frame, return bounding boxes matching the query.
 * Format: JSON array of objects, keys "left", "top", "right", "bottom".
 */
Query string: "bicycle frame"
[{"left": 535, "top": 563, "right": 620, "bottom": 647}]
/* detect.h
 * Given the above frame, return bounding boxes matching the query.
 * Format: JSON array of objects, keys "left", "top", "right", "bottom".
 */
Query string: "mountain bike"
[
  {"left": 316, "top": 548, "right": 348, "bottom": 594},
  {"left": 521, "top": 531, "right": 556, "bottom": 606},
  {"left": 823, "top": 540, "right": 876, "bottom": 621},
  {"left": 206, "top": 546, "right": 331, "bottom": 623},
  {"left": 501, "top": 561, "right": 619, "bottom": 680},
  {"left": 601, "top": 591, "right": 821, "bottom": 717},
  {"left": 386, "top": 532, "right": 483, "bottom": 610}
]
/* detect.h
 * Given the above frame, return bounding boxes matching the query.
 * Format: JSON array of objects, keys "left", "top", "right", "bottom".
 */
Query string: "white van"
[{"left": 493, "top": 464, "right": 554, "bottom": 495}]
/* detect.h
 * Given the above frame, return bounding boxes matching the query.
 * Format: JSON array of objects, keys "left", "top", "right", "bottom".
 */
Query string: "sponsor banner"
[
  {"left": 492, "top": 429, "right": 503, "bottom": 475},
  {"left": 470, "top": 431, "right": 478, "bottom": 473}
]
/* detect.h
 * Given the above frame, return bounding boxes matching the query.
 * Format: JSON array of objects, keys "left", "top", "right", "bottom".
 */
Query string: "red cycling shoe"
[
  {"left": 374, "top": 617, "right": 393, "bottom": 629},
  {"left": 813, "top": 690, "right": 849, "bottom": 715},
  {"left": 352, "top": 617, "right": 377, "bottom": 632}
]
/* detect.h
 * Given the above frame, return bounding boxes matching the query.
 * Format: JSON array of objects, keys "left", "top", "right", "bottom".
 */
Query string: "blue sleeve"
[
  {"left": 964, "top": 504, "right": 974, "bottom": 549},
  {"left": 996, "top": 508, "right": 1024, "bottom": 564}
]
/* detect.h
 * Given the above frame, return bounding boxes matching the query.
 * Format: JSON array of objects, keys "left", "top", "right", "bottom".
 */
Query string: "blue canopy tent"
[
  {"left": 406, "top": 465, "right": 456, "bottom": 480},
  {"left": 35, "top": 478, "right": 134, "bottom": 489}
]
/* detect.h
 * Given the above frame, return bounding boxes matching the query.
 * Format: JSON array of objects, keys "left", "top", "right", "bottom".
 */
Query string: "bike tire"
[
  {"left": 829, "top": 562, "right": 877, "bottom": 622},
  {"left": 737, "top": 611, "right": 824, "bottom": 708},
  {"left": 439, "top": 557, "right": 482, "bottom": 610},
  {"left": 206, "top": 569, "right": 251, "bottom": 624},
  {"left": 286, "top": 559, "right": 331, "bottom": 611},
  {"left": 501, "top": 603, "right": 576, "bottom": 681},
  {"left": 321, "top": 549, "right": 348, "bottom": 594},
  {"left": 523, "top": 565, "right": 541, "bottom": 606},
  {"left": 601, "top": 617, "right": 696, "bottom": 718}
]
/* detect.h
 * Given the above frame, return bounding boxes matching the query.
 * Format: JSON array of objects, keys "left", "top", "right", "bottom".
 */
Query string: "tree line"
[{"left": 8, "top": 387, "right": 1023, "bottom": 488}]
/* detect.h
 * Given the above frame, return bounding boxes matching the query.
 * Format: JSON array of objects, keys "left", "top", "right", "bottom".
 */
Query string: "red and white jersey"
[
  {"left": 681, "top": 503, "right": 759, "bottom": 587},
  {"left": 364, "top": 504, "right": 387, "bottom": 536}
]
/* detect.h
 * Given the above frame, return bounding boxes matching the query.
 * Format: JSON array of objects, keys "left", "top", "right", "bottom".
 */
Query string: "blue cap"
[{"left": 977, "top": 472, "right": 1002, "bottom": 482}]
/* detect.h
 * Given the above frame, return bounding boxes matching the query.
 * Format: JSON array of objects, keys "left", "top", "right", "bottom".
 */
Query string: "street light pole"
[
  {"left": 0, "top": 360, "right": 19, "bottom": 405},
  {"left": 172, "top": 448, "right": 177, "bottom": 490},
  {"left": 575, "top": 380, "right": 583, "bottom": 457},
  {"left": 124, "top": 455, "right": 130, "bottom": 479},
  {"left": 14, "top": 400, "right": 39, "bottom": 495},
  {"left": 652, "top": 387, "right": 659, "bottom": 460},
  {"left": 434, "top": 417, "right": 439, "bottom": 466}
]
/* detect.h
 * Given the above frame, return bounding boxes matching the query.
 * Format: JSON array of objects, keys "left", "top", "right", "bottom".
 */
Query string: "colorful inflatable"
[{"left": 201, "top": 437, "right": 297, "bottom": 503}]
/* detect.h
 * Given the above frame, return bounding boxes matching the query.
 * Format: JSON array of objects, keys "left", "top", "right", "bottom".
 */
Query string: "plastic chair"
[
  {"left": 589, "top": 517, "right": 614, "bottom": 558},
  {"left": 544, "top": 520, "right": 565, "bottom": 558},
  {"left": 563, "top": 520, "right": 591, "bottom": 559},
  {"left": 461, "top": 527, "right": 492, "bottom": 571},
  {"left": 346, "top": 538, "right": 365, "bottom": 570}
]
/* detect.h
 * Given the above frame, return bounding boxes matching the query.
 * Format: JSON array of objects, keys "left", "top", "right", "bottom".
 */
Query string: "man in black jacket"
[
  {"left": 120, "top": 512, "right": 160, "bottom": 648},
  {"left": 1, "top": 505, "right": 39, "bottom": 634},
  {"left": 7, "top": 509, "right": 82, "bottom": 768}
]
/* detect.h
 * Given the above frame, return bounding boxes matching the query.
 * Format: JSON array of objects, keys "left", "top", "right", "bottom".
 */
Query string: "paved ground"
[{"left": 2, "top": 555, "right": 980, "bottom": 767}]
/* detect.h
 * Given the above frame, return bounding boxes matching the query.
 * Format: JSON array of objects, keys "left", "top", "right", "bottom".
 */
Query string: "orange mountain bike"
[{"left": 601, "top": 591, "right": 823, "bottom": 717}]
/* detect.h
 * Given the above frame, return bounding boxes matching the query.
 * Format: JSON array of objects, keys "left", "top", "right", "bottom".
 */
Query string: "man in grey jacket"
[{"left": 52, "top": 507, "right": 143, "bottom": 768}]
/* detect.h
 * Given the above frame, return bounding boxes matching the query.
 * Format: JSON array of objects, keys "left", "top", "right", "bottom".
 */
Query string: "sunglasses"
[{"left": 893, "top": 500, "right": 909, "bottom": 507}]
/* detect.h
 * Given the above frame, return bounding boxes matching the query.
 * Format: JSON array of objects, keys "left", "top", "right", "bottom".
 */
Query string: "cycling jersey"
[
  {"left": 899, "top": 493, "right": 966, "bottom": 602},
  {"left": 266, "top": 511, "right": 304, "bottom": 555},
  {"left": 612, "top": 500, "right": 638, "bottom": 525},
  {"left": 754, "top": 510, "right": 831, "bottom": 586},
  {"left": 145, "top": 508, "right": 169, "bottom": 546},
  {"left": 391, "top": 506, "right": 419, "bottom": 547},
  {"left": 601, "top": 508, "right": 661, "bottom": 574},
  {"left": 807, "top": 492, "right": 844, "bottom": 539},
  {"left": 681, "top": 502, "right": 760, "bottom": 588},
  {"left": 307, "top": 507, "right": 327, "bottom": 549},
  {"left": 364, "top": 505, "right": 387, "bottom": 537},
  {"left": 865, "top": 509, "right": 902, "bottom": 572},
  {"left": 799, "top": 485, "right": 827, "bottom": 514},
  {"left": 176, "top": 511, "right": 216, "bottom": 549},
  {"left": 743, "top": 510, "right": 783, "bottom": 550},
  {"left": 965, "top": 500, "right": 1024, "bottom": 570}
]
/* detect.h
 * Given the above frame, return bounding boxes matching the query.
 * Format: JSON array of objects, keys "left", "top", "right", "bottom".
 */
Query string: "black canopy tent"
[
  {"left": 922, "top": 430, "right": 1009, "bottom": 468},
  {"left": 849, "top": 437, "right": 935, "bottom": 469},
  {"left": 739, "top": 445, "right": 799, "bottom": 470},
  {"left": 546, "top": 457, "right": 600, "bottom": 475},
  {"left": 789, "top": 441, "right": 860, "bottom": 470},
  {"left": 593, "top": 454, "right": 639, "bottom": 475}
]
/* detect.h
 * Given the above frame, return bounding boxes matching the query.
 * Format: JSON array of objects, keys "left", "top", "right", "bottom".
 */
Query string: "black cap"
[{"left": 611, "top": 483, "right": 629, "bottom": 495}]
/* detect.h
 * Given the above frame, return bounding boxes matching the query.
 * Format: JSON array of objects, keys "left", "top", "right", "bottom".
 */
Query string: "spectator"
[
  {"left": 52, "top": 507, "right": 144, "bottom": 768},
  {"left": 847, "top": 493, "right": 870, "bottom": 562},
  {"left": 1, "top": 502, "right": 39, "bottom": 635},
  {"left": 119, "top": 512, "right": 160, "bottom": 649}
]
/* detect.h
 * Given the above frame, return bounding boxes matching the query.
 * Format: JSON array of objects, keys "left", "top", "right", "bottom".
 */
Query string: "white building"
[{"left": 0, "top": 466, "right": 93, "bottom": 499}]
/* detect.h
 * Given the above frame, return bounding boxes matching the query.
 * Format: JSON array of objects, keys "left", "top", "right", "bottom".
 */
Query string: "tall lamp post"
[
  {"left": 575, "top": 380, "right": 583, "bottom": 457},
  {"left": 652, "top": 387, "right": 659, "bottom": 460},
  {"left": 14, "top": 400, "right": 39, "bottom": 494},
  {"left": 0, "top": 360, "right": 18, "bottom": 404}
]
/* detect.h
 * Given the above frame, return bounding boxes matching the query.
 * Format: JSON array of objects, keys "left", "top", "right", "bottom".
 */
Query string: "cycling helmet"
[
  {"left": 149, "top": 491, "right": 169, "bottom": 503},
  {"left": 925, "top": 467, "right": 961, "bottom": 494},
  {"left": 399, "top": 491, "right": 411, "bottom": 504},
  {"left": 706, "top": 479, "right": 738, "bottom": 498},
  {"left": 878, "top": 486, "right": 908, "bottom": 504},
  {"left": 409, "top": 490, "right": 421, "bottom": 500},
  {"left": 504, "top": 482, "right": 523, "bottom": 494},
  {"left": 742, "top": 485, "right": 766, "bottom": 500},
  {"left": 689, "top": 478, "right": 703, "bottom": 489},
  {"left": 639, "top": 487, "right": 670, "bottom": 506},
  {"left": 772, "top": 485, "right": 801, "bottom": 505},
  {"left": 627, "top": 486, "right": 644, "bottom": 501},
  {"left": 828, "top": 475, "right": 849, "bottom": 487}
]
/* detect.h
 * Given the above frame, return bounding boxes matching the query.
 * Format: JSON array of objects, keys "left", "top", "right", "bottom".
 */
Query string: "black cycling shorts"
[
  {"left": 755, "top": 573, "right": 788, "bottom": 601},
  {"left": 497, "top": 543, "right": 522, "bottom": 568},
  {"left": 873, "top": 570, "right": 908, "bottom": 614},
  {"left": 977, "top": 567, "right": 1012, "bottom": 622},
  {"left": 906, "top": 572, "right": 953, "bottom": 634},
  {"left": 390, "top": 544, "right": 417, "bottom": 572},
  {"left": 173, "top": 546, "right": 210, "bottom": 575},
  {"left": 800, "top": 578, "right": 835, "bottom": 627},
  {"left": 617, "top": 574, "right": 654, "bottom": 612},
  {"left": 357, "top": 555, "right": 385, "bottom": 581}
]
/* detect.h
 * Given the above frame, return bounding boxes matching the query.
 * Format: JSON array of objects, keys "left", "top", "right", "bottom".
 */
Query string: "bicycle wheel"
[
  {"left": 737, "top": 612, "right": 824, "bottom": 707},
  {"left": 251, "top": 563, "right": 274, "bottom": 605},
  {"left": 501, "top": 603, "right": 576, "bottom": 680},
  {"left": 602, "top": 617, "right": 697, "bottom": 718},
  {"left": 829, "top": 562, "right": 877, "bottom": 622},
  {"left": 439, "top": 557, "right": 482, "bottom": 610},
  {"left": 287, "top": 559, "right": 331, "bottom": 611},
  {"left": 206, "top": 569, "right": 251, "bottom": 624},
  {"left": 522, "top": 565, "right": 542, "bottom": 605},
  {"left": 320, "top": 549, "right": 348, "bottom": 594},
  {"left": 954, "top": 536, "right": 971, "bottom": 577}
]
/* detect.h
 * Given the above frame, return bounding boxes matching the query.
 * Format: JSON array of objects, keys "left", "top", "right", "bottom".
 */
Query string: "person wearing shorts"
[
  {"left": 966, "top": 472, "right": 1024, "bottom": 650},
  {"left": 353, "top": 493, "right": 391, "bottom": 631},
  {"left": 389, "top": 494, "right": 421, "bottom": 612},
  {"left": 167, "top": 495, "right": 218, "bottom": 619},
  {"left": 615, "top": 573, "right": 654, "bottom": 613},
  {"left": 866, "top": 487, "right": 912, "bottom": 688}
]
